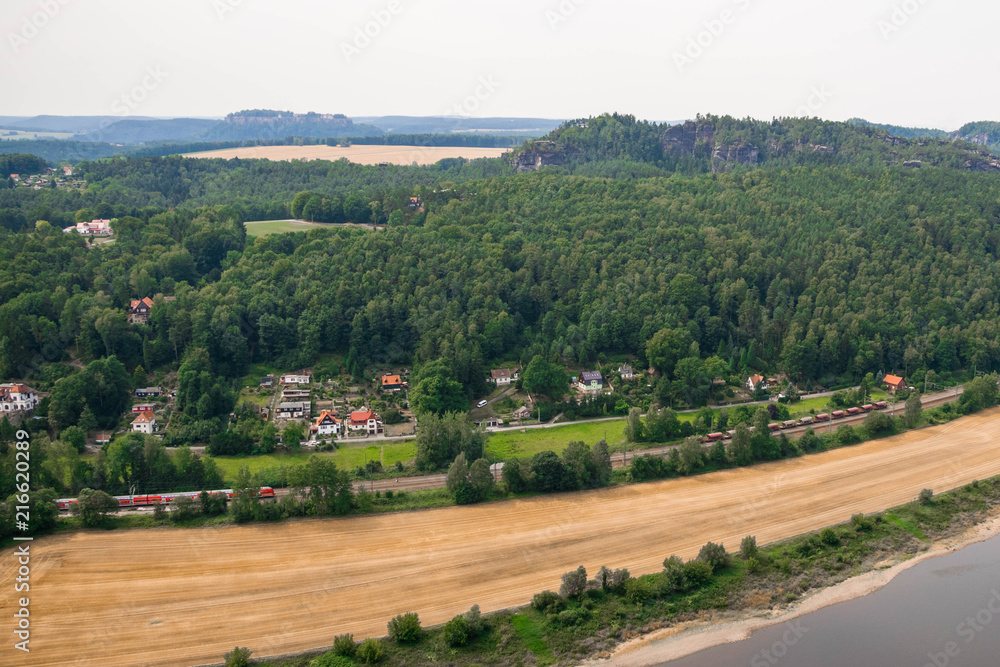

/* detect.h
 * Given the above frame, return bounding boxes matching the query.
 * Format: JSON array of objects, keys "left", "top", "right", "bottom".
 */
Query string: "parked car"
[{"left": 477, "top": 400, "right": 488, "bottom": 408}]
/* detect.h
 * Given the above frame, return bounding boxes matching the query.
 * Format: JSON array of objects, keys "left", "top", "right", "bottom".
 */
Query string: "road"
[{"left": 7, "top": 403, "right": 999, "bottom": 667}]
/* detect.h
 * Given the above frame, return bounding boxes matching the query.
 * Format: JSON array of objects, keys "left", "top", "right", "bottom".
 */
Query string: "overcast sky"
[{"left": 2, "top": 0, "right": 996, "bottom": 130}]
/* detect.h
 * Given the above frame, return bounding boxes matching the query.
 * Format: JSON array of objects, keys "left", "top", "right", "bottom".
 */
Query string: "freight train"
[
  {"left": 702, "top": 401, "right": 888, "bottom": 443},
  {"left": 55, "top": 487, "right": 276, "bottom": 512}
]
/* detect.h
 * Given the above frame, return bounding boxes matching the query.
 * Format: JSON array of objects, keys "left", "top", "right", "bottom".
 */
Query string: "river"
[{"left": 661, "top": 535, "right": 1000, "bottom": 667}]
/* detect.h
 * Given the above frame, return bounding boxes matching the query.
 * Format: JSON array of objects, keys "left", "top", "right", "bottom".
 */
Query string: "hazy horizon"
[{"left": 3, "top": 0, "right": 998, "bottom": 132}]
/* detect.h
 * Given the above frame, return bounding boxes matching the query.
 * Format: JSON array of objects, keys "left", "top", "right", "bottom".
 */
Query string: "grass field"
[
  {"left": 245, "top": 220, "right": 341, "bottom": 237},
  {"left": 211, "top": 441, "right": 417, "bottom": 481}
]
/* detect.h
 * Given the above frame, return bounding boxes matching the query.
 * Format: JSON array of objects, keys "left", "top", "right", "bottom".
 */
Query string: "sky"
[{"left": 1, "top": 0, "right": 997, "bottom": 130}]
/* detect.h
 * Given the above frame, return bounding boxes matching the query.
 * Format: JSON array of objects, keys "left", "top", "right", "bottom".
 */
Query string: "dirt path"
[{"left": 4, "top": 408, "right": 1000, "bottom": 667}]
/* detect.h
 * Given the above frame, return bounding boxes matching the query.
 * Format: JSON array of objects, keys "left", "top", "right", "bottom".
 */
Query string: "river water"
[{"left": 661, "top": 534, "right": 1000, "bottom": 667}]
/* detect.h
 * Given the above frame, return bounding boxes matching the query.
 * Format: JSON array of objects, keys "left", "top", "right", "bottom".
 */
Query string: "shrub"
[
  {"left": 682, "top": 560, "right": 714, "bottom": 588},
  {"left": 311, "top": 655, "right": 354, "bottom": 667},
  {"left": 332, "top": 633, "right": 356, "bottom": 658},
  {"left": 531, "top": 590, "right": 565, "bottom": 615},
  {"left": 387, "top": 612, "right": 422, "bottom": 644},
  {"left": 357, "top": 638, "right": 383, "bottom": 664},
  {"left": 740, "top": 535, "right": 759, "bottom": 561},
  {"left": 170, "top": 495, "right": 200, "bottom": 523},
  {"left": 662, "top": 555, "right": 687, "bottom": 592},
  {"left": 224, "top": 647, "right": 252, "bottom": 667},
  {"left": 697, "top": 541, "right": 730, "bottom": 572},
  {"left": 595, "top": 566, "right": 631, "bottom": 593},
  {"left": 820, "top": 527, "right": 840, "bottom": 546},
  {"left": 559, "top": 565, "right": 588, "bottom": 599},
  {"left": 919, "top": 488, "right": 934, "bottom": 505},
  {"left": 851, "top": 513, "right": 874, "bottom": 531},
  {"left": 443, "top": 614, "right": 471, "bottom": 647},
  {"left": 624, "top": 577, "right": 654, "bottom": 604},
  {"left": 745, "top": 556, "right": 761, "bottom": 574}
]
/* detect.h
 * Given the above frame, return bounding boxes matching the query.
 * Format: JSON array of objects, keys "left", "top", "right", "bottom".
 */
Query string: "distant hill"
[
  {"left": 953, "top": 121, "right": 1000, "bottom": 155},
  {"left": 352, "top": 115, "right": 563, "bottom": 136},
  {"left": 848, "top": 118, "right": 951, "bottom": 140},
  {"left": 3, "top": 115, "right": 160, "bottom": 133},
  {"left": 199, "top": 111, "right": 383, "bottom": 141},
  {"left": 73, "top": 118, "right": 218, "bottom": 143},
  {"left": 510, "top": 113, "right": 1000, "bottom": 175}
]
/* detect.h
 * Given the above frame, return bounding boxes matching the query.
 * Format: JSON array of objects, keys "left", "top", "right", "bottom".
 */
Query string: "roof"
[
  {"left": 884, "top": 375, "right": 904, "bottom": 385},
  {"left": 130, "top": 297, "right": 155, "bottom": 310},
  {"left": 277, "top": 401, "right": 309, "bottom": 410},
  {"left": 137, "top": 386, "right": 161, "bottom": 393},
  {"left": 351, "top": 410, "right": 376, "bottom": 423},
  {"left": 749, "top": 374, "right": 764, "bottom": 385},
  {"left": 382, "top": 374, "right": 402, "bottom": 386},
  {"left": 314, "top": 410, "right": 340, "bottom": 426},
  {"left": 581, "top": 371, "right": 603, "bottom": 382},
  {"left": 132, "top": 412, "right": 155, "bottom": 424},
  {"left": 491, "top": 369, "right": 512, "bottom": 380}
]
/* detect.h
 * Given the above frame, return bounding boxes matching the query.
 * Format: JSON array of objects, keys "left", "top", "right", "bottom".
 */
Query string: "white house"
[
  {"left": 0, "top": 384, "right": 39, "bottom": 412},
  {"left": 131, "top": 411, "right": 157, "bottom": 434},
  {"left": 280, "top": 374, "right": 311, "bottom": 385},
  {"left": 311, "top": 411, "right": 341, "bottom": 437},
  {"left": 348, "top": 409, "right": 382, "bottom": 435},
  {"left": 747, "top": 374, "right": 766, "bottom": 391},
  {"left": 618, "top": 365, "right": 636, "bottom": 380},
  {"left": 275, "top": 401, "right": 309, "bottom": 419},
  {"left": 578, "top": 371, "right": 604, "bottom": 392},
  {"left": 490, "top": 368, "right": 519, "bottom": 385}
]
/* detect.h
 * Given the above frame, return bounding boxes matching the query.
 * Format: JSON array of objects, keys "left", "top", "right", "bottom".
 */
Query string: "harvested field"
[
  {"left": 183, "top": 144, "right": 510, "bottom": 165},
  {"left": 5, "top": 408, "right": 1000, "bottom": 667}
]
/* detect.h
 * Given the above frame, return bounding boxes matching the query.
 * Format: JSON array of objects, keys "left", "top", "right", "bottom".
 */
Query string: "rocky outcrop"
[
  {"left": 902, "top": 160, "right": 923, "bottom": 168},
  {"left": 662, "top": 120, "right": 760, "bottom": 172},
  {"left": 964, "top": 157, "right": 1000, "bottom": 172},
  {"left": 513, "top": 141, "right": 566, "bottom": 172},
  {"left": 662, "top": 120, "right": 716, "bottom": 156},
  {"left": 711, "top": 143, "right": 759, "bottom": 172}
]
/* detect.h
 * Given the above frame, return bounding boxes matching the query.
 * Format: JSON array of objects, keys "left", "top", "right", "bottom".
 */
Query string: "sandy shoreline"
[{"left": 591, "top": 511, "right": 1000, "bottom": 667}]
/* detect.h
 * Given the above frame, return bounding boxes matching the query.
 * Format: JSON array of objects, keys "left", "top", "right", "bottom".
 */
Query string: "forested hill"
[{"left": 512, "top": 114, "right": 1000, "bottom": 175}]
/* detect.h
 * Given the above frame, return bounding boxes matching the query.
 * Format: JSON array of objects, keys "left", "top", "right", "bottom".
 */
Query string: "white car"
[{"left": 477, "top": 400, "right": 488, "bottom": 408}]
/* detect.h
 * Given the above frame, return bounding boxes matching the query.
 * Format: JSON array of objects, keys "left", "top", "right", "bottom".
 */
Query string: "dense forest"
[{"left": 2, "top": 113, "right": 1000, "bottom": 505}]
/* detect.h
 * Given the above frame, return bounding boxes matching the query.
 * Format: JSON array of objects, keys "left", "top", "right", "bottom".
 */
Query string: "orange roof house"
[{"left": 883, "top": 375, "right": 906, "bottom": 392}]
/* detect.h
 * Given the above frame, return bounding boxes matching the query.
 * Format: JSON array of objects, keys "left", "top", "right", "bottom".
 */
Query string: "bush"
[
  {"left": 624, "top": 577, "right": 654, "bottom": 604},
  {"left": 919, "top": 488, "right": 934, "bottom": 505},
  {"left": 387, "top": 612, "right": 422, "bottom": 644},
  {"left": 224, "top": 647, "right": 252, "bottom": 667},
  {"left": 745, "top": 556, "right": 761, "bottom": 574},
  {"left": 740, "top": 535, "right": 759, "bottom": 561},
  {"left": 851, "top": 513, "right": 874, "bottom": 531},
  {"left": 595, "top": 566, "right": 631, "bottom": 593},
  {"left": 697, "top": 541, "right": 730, "bottom": 572},
  {"left": 311, "top": 655, "right": 354, "bottom": 667},
  {"left": 332, "top": 633, "right": 356, "bottom": 658},
  {"left": 531, "top": 590, "right": 565, "bottom": 615},
  {"left": 70, "top": 488, "right": 119, "bottom": 528},
  {"left": 559, "top": 565, "right": 588, "bottom": 599},
  {"left": 442, "top": 614, "right": 471, "bottom": 647},
  {"left": 170, "top": 495, "right": 200, "bottom": 523},
  {"left": 820, "top": 527, "right": 840, "bottom": 546},
  {"left": 357, "top": 638, "right": 383, "bottom": 664},
  {"left": 682, "top": 560, "right": 714, "bottom": 588}
]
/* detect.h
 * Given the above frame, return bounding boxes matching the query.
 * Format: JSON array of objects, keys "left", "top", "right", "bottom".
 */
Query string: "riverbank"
[{"left": 600, "top": 510, "right": 1000, "bottom": 667}]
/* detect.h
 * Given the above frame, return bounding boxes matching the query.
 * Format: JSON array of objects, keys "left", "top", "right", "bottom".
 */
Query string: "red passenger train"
[{"left": 55, "top": 487, "right": 276, "bottom": 512}]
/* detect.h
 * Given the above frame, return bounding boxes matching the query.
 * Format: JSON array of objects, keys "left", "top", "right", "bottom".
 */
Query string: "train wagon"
[
  {"left": 799, "top": 416, "right": 815, "bottom": 425},
  {"left": 874, "top": 401, "right": 888, "bottom": 410},
  {"left": 832, "top": 410, "right": 847, "bottom": 419},
  {"left": 781, "top": 420, "right": 798, "bottom": 429},
  {"left": 703, "top": 432, "right": 726, "bottom": 443},
  {"left": 815, "top": 413, "right": 830, "bottom": 422},
  {"left": 56, "top": 487, "right": 275, "bottom": 511},
  {"left": 861, "top": 404, "right": 874, "bottom": 413},
  {"left": 768, "top": 423, "right": 782, "bottom": 432},
  {"left": 847, "top": 407, "right": 861, "bottom": 416}
]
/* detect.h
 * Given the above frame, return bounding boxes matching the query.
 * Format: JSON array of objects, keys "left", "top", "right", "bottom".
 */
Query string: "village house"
[
  {"left": 490, "top": 368, "right": 519, "bottom": 385},
  {"left": 747, "top": 374, "right": 767, "bottom": 391},
  {"left": 381, "top": 374, "right": 404, "bottom": 391},
  {"left": 0, "top": 384, "right": 40, "bottom": 413},
  {"left": 68, "top": 219, "right": 112, "bottom": 236},
  {"left": 578, "top": 371, "right": 604, "bottom": 392},
  {"left": 280, "top": 389, "right": 311, "bottom": 401},
  {"left": 275, "top": 401, "right": 309, "bottom": 419},
  {"left": 618, "top": 364, "right": 636, "bottom": 380},
  {"left": 131, "top": 411, "right": 157, "bottom": 434},
  {"left": 883, "top": 374, "right": 907, "bottom": 393},
  {"left": 348, "top": 409, "right": 383, "bottom": 435},
  {"left": 408, "top": 196, "right": 422, "bottom": 208},
  {"left": 280, "top": 374, "right": 311, "bottom": 386},
  {"left": 310, "top": 411, "right": 341, "bottom": 437},
  {"left": 260, "top": 376, "right": 275, "bottom": 388},
  {"left": 513, "top": 405, "right": 532, "bottom": 421},
  {"left": 128, "top": 297, "right": 175, "bottom": 326},
  {"left": 132, "top": 403, "right": 156, "bottom": 413},
  {"left": 135, "top": 387, "right": 162, "bottom": 398}
]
